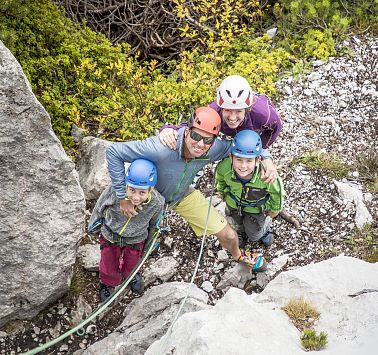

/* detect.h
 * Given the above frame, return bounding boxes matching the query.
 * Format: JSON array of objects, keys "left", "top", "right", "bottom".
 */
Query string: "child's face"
[
  {"left": 126, "top": 186, "right": 150, "bottom": 206},
  {"left": 231, "top": 155, "right": 258, "bottom": 180},
  {"left": 221, "top": 108, "right": 246, "bottom": 129}
]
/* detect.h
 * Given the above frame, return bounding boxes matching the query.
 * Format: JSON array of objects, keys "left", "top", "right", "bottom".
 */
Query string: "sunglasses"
[{"left": 189, "top": 129, "right": 216, "bottom": 145}]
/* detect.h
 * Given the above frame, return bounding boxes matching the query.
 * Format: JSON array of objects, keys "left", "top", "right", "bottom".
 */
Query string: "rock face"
[
  {"left": 0, "top": 42, "right": 85, "bottom": 326},
  {"left": 145, "top": 256, "right": 378, "bottom": 355},
  {"left": 77, "top": 282, "right": 210, "bottom": 355},
  {"left": 257, "top": 256, "right": 378, "bottom": 348},
  {"left": 76, "top": 136, "right": 112, "bottom": 200}
]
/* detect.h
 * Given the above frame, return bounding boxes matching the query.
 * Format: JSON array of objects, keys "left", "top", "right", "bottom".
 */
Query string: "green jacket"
[{"left": 216, "top": 158, "right": 285, "bottom": 214}]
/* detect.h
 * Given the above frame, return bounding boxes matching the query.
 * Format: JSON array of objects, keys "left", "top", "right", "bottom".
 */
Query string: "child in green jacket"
[{"left": 216, "top": 129, "right": 285, "bottom": 249}]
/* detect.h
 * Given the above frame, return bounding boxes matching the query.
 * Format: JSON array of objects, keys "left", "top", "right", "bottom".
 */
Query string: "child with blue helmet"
[
  {"left": 216, "top": 130, "right": 285, "bottom": 251},
  {"left": 88, "top": 159, "right": 164, "bottom": 302}
]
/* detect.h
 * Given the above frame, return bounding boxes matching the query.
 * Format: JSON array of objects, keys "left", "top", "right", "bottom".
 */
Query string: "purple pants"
[{"left": 99, "top": 236, "right": 145, "bottom": 287}]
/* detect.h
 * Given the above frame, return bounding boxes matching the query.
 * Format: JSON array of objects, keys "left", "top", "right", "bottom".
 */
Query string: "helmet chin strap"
[{"left": 236, "top": 115, "right": 246, "bottom": 130}]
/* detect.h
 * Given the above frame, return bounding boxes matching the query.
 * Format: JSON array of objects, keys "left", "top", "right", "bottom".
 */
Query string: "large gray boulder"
[
  {"left": 0, "top": 42, "right": 85, "bottom": 327},
  {"left": 77, "top": 282, "right": 210, "bottom": 355},
  {"left": 257, "top": 255, "right": 378, "bottom": 349},
  {"left": 146, "top": 287, "right": 300, "bottom": 355},
  {"left": 146, "top": 256, "right": 378, "bottom": 354}
]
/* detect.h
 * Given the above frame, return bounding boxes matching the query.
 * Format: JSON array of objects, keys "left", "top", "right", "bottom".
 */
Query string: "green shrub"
[
  {"left": 303, "top": 29, "right": 336, "bottom": 60},
  {"left": 0, "top": 0, "right": 158, "bottom": 149},
  {"left": 272, "top": 0, "right": 377, "bottom": 61},
  {"left": 1, "top": 0, "right": 293, "bottom": 152},
  {"left": 301, "top": 329, "right": 328, "bottom": 351},
  {"left": 2, "top": 0, "right": 376, "bottom": 153}
]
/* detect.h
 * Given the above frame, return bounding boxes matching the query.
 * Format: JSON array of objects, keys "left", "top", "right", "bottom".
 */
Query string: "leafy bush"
[
  {"left": 301, "top": 329, "right": 328, "bottom": 351},
  {"left": 150, "top": 33, "right": 292, "bottom": 118},
  {"left": 1, "top": 1, "right": 163, "bottom": 149},
  {"left": 174, "top": 0, "right": 265, "bottom": 52},
  {"left": 1, "top": 0, "right": 376, "bottom": 153},
  {"left": 272, "top": 0, "right": 377, "bottom": 60},
  {"left": 0, "top": 0, "right": 292, "bottom": 152}
]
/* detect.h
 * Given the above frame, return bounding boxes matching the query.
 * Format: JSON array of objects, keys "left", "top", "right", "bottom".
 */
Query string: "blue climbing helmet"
[
  {"left": 231, "top": 130, "right": 262, "bottom": 158},
  {"left": 125, "top": 159, "right": 157, "bottom": 189}
]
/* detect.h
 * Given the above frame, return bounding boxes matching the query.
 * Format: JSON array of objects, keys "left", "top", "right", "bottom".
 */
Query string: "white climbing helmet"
[{"left": 216, "top": 75, "right": 254, "bottom": 109}]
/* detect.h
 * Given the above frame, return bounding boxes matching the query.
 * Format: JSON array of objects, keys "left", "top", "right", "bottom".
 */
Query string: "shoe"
[
  {"left": 130, "top": 273, "right": 144, "bottom": 294},
  {"left": 99, "top": 283, "right": 114, "bottom": 302},
  {"left": 238, "top": 232, "right": 248, "bottom": 249},
  {"left": 238, "top": 250, "right": 268, "bottom": 272},
  {"left": 260, "top": 228, "right": 274, "bottom": 247}
]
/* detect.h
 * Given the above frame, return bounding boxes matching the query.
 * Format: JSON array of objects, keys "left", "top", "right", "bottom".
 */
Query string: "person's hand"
[
  {"left": 120, "top": 199, "right": 138, "bottom": 217},
  {"left": 266, "top": 211, "right": 278, "bottom": 219},
  {"left": 261, "top": 159, "right": 278, "bottom": 184},
  {"left": 159, "top": 128, "right": 178, "bottom": 150}
]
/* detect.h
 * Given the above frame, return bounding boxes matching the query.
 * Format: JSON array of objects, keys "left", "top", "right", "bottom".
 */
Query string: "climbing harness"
[
  {"left": 227, "top": 191, "right": 270, "bottom": 216},
  {"left": 144, "top": 205, "right": 170, "bottom": 256}
]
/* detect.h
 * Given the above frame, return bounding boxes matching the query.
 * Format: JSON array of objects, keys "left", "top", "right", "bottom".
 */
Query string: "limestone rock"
[
  {"left": 78, "top": 282, "right": 210, "bottom": 355},
  {"left": 76, "top": 136, "right": 113, "bottom": 200},
  {"left": 145, "top": 256, "right": 378, "bottom": 355},
  {"left": 78, "top": 244, "right": 100, "bottom": 271},
  {"left": 0, "top": 41, "right": 85, "bottom": 327},
  {"left": 256, "top": 256, "right": 378, "bottom": 347},
  {"left": 146, "top": 287, "right": 300, "bottom": 355},
  {"left": 333, "top": 180, "right": 373, "bottom": 228},
  {"left": 143, "top": 256, "right": 179, "bottom": 287}
]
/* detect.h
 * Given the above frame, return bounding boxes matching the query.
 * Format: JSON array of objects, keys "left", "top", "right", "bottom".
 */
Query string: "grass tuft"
[
  {"left": 68, "top": 262, "right": 86, "bottom": 300},
  {"left": 356, "top": 148, "right": 378, "bottom": 193},
  {"left": 282, "top": 297, "right": 319, "bottom": 331},
  {"left": 291, "top": 150, "right": 349, "bottom": 178},
  {"left": 346, "top": 224, "right": 378, "bottom": 261}
]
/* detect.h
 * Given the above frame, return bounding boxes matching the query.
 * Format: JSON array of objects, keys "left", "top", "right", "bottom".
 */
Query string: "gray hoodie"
[{"left": 88, "top": 185, "right": 165, "bottom": 245}]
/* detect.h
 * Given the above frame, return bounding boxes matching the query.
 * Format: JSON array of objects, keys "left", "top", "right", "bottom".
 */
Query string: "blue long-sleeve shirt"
[{"left": 106, "top": 127, "right": 272, "bottom": 206}]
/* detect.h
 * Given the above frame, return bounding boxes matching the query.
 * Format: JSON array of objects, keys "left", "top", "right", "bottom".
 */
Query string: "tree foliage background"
[{"left": 0, "top": 0, "right": 377, "bottom": 154}]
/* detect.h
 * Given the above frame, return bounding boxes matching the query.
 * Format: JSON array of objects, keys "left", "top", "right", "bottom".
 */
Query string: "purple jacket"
[{"left": 162, "top": 95, "right": 282, "bottom": 148}]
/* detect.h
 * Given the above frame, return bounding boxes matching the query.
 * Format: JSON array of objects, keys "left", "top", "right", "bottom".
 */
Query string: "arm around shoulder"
[{"left": 106, "top": 138, "right": 163, "bottom": 199}]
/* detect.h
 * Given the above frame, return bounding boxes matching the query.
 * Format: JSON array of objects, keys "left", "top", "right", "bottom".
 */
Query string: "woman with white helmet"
[
  {"left": 159, "top": 75, "right": 282, "bottom": 183},
  {"left": 214, "top": 75, "right": 282, "bottom": 146}
]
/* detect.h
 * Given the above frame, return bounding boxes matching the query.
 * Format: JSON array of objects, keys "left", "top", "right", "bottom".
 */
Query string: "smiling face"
[
  {"left": 221, "top": 108, "right": 246, "bottom": 129},
  {"left": 126, "top": 186, "right": 151, "bottom": 206},
  {"left": 231, "top": 154, "right": 258, "bottom": 180},
  {"left": 184, "top": 127, "right": 215, "bottom": 159}
]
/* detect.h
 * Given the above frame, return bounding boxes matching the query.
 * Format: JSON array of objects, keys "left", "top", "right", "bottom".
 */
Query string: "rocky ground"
[{"left": 1, "top": 36, "right": 377, "bottom": 355}]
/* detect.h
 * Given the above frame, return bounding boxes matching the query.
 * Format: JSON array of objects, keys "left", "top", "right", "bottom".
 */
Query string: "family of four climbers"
[{"left": 88, "top": 75, "right": 285, "bottom": 302}]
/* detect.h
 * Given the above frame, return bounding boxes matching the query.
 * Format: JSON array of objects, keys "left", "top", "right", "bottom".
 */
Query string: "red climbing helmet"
[{"left": 188, "top": 107, "right": 221, "bottom": 135}]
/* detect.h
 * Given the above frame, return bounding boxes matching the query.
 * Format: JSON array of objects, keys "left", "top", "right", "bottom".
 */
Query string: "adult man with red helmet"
[{"left": 107, "top": 107, "right": 268, "bottom": 271}]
